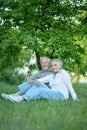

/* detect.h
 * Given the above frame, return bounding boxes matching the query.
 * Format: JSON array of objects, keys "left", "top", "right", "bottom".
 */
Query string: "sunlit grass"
[{"left": 0, "top": 82, "right": 87, "bottom": 130}]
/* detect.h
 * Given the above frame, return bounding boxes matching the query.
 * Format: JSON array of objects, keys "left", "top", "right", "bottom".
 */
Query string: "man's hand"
[
  {"left": 27, "top": 77, "right": 33, "bottom": 84},
  {"left": 34, "top": 80, "right": 40, "bottom": 86}
]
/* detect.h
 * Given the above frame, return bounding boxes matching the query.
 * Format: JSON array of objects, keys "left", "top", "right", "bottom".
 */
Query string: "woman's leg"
[
  {"left": 23, "top": 82, "right": 65, "bottom": 101},
  {"left": 39, "top": 88, "right": 65, "bottom": 100}
]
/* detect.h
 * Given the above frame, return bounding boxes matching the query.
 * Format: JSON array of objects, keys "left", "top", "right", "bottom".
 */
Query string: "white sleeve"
[
  {"left": 62, "top": 71, "right": 77, "bottom": 100},
  {"left": 38, "top": 74, "right": 52, "bottom": 83}
]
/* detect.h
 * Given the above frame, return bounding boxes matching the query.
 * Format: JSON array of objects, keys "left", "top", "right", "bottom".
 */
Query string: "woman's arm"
[
  {"left": 38, "top": 74, "right": 52, "bottom": 83},
  {"left": 62, "top": 71, "right": 78, "bottom": 100}
]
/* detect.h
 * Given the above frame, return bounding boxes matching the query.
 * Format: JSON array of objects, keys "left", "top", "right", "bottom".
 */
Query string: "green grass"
[{"left": 0, "top": 82, "right": 87, "bottom": 130}]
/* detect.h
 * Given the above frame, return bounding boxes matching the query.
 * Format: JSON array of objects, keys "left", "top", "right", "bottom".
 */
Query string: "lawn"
[{"left": 0, "top": 82, "right": 87, "bottom": 130}]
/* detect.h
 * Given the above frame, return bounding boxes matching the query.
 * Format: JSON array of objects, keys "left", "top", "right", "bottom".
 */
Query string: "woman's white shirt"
[{"left": 38, "top": 69, "right": 77, "bottom": 100}]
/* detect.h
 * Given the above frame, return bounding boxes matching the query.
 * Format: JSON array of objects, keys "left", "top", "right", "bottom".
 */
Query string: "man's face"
[{"left": 40, "top": 59, "right": 50, "bottom": 71}]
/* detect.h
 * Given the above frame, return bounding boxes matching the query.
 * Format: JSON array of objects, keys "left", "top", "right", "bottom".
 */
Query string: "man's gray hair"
[
  {"left": 40, "top": 56, "right": 51, "bottom": 63},
  {"left": 51, "top": 59, "right": 63, "bottom": 68}
]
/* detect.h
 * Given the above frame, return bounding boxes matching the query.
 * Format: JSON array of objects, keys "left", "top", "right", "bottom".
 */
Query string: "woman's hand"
[{"left": 34, "top": 80, "right": 40, "bottom": 86}]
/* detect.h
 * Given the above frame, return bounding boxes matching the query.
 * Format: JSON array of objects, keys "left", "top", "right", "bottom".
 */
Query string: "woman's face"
[{"left": 51, "top": 61, "right": 60, "bottom": 73}]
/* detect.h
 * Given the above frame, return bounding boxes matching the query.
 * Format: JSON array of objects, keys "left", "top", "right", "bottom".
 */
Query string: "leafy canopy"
[{"left": 0, "top": 0, "right": 87, "bottom": 75}]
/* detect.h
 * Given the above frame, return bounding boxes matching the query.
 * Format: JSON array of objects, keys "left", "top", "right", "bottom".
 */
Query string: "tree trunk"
[{"left": 35, "top": 50, "right": 42, "bottom": 70}]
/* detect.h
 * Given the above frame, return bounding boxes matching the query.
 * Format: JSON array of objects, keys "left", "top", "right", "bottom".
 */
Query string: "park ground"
[{"left": 0, "top": 82, "right": 87, "bottom": 130}]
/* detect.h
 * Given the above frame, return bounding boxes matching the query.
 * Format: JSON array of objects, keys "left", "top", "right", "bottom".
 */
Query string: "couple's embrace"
[{"left": 1, "top": 57, "right": 78, "bottom": 102}]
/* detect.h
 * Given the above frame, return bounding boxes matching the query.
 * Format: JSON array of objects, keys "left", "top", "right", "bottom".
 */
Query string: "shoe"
[
  {"left": 7, "top": 95, "right": 24, "bottom": 102},
  {"left": 1, "top": 94, "right": 24, "bottom": 102},
  {"left": 1, "top": 93, "right": 17, "bottom": 99},
  {"left": 1, "top": 94, "right": 10, "bottom": 100}
]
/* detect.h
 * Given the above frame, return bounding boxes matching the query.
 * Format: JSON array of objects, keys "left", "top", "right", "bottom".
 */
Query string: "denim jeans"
[
  {"left": 18, "top": 81, "right": 34, "bottom": 94},
  {"left": 22, "top": 82, "right": 65, "bottom": 101}
]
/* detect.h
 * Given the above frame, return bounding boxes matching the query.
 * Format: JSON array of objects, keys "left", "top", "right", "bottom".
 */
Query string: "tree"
[{"left": 0, "top": 0, "right": 87, "bottom": 76}]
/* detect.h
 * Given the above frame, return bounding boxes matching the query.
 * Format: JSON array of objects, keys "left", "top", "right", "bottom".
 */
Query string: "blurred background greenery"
[{"left": 0, "top": 0, "right": 87, "bottom": 84}]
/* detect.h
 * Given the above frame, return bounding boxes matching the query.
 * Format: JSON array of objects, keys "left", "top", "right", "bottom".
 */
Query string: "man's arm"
[{"left": 25, "top": 71, "right": 42, "bottom": 84}]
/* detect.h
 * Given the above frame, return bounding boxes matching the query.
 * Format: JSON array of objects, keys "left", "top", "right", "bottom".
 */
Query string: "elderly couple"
[{"left": 1, "top": 57, "right": 78, "bottom": 102}]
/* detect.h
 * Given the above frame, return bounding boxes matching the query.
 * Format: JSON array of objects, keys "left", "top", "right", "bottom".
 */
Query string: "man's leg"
[
  {"left": 18, "top": 81, "right": 34, "bottom": 95},
  {"left": 1, "top": 81, "right": 34, "bottom": 100}
]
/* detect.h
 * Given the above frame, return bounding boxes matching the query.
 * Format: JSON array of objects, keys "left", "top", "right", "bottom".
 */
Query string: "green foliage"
[
  {"left": 0, "top": 82, "right": 87, "bottom": 130},
  {"left": 0, "top": 0, "right": 87, "bottom": 75},
  {"left": 0, "top": 69, "right": 26, "bottom": 85}
]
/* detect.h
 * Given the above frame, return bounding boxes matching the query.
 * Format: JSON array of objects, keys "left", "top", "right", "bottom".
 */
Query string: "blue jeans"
[
  {"left": 18, "top": 81, "right": 34, "bottom": 94},
  {"left": 18, "top": 81, "right": 50, "bottom": 94},
  {"left": 22, "top": 82, "right": 65, "bottom": 101}
]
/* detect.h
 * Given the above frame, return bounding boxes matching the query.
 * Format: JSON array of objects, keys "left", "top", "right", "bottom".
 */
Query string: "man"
[{"left": 1, "top": 56, "right": 53, "bottom": 99}]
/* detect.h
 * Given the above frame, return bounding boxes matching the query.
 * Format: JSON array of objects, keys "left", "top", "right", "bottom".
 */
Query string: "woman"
[{"left": 1, "top": 59, "right": 78, "bottom": 102}]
